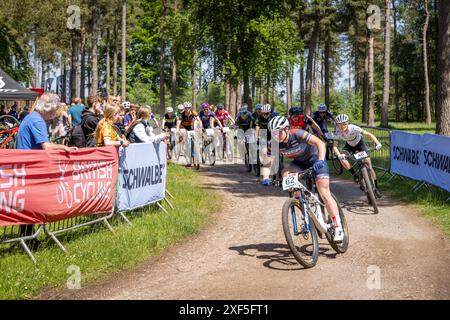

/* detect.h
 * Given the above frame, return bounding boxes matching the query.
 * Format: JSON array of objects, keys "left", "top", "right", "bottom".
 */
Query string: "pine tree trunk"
[
  {"left": 159, "top": 0, "right": 166, "bottom": 119},
  {"left": 225, "top": 81, "right": 230, "bottom": 109},
  {"left": 236, "top": 81, "right": 242, "bottom": 110},
  {"left": 106, "top": 28, "right": 111, "bottom": 97},
  {"left": 313, "top": 40, "right": 321, "bottom": 96},
  {"left": 324, "top": 32, "right": 330, "bottom": 107},
  {"left": 229, "top": 84, "right": 236, "bottom": 118},
  {"left": 300, "top": 63, "right": 305, "bottom": 108},
  {"left": 265, "top": 75, "right": 270, "bottom": 104},
  {"left": 259, "top": 78, "right": 264, "bottom": 103},
  {"left": 436, "top": 0, "right": 450, "bottom": 135},
  {"left": 306, "top": 9, "right": 319, "bottom": 115},
  {"left": 70, "top": 33, "right": 78, "bottom": 101},
  {"left": 423, "top": 0, "right": 432, "bottom": 125},
  {"left": 381, "top": 0, "right": 391, "bottom": 127},
  {"left": 61, "top": 62, "right": 66, "bottom": 102},
  {"left": 41, "top": 60, "right": 45, "bottom": 89},
  {"left": 121, "top": 0, "right": 127, "bottom": 101},
  {"left": 243, "top": 72, "right": 252, "bottom": 109},
  {"left": 34, "top": 38, "right": 39, "bottom": 88},
  {"left": 191, "top": 48, "right": 196, "bottom": 109},
  {"left": 368, "top": 30, "right": 375, "bottom": 126},
  {"left": 171, "top": 34, "right": 177, "bottom": 109},
  {"left": 113, "top": 12, "right": 118, "bottom": 96},
  {"left": 80, "top": 32, "right": 86, "bottom": 99},
  {"left": 393, "top": 0, "right": 399, "bottom": 121},
  {"left": 272, "top": 81, "right": 276, "bottom": 109},
  {"left": 286, "top": 73, "right": 291, "bottom": 110},
  {"left": 91, "top": 1, "right": 98, "bottom": 96},
  {"left": 362, "top": 29, "right": 369, "bottom": 123}
]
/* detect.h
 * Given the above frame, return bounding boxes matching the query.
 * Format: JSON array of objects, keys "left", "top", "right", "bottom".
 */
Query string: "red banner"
[{"left": 0, "top": 147, "right": 118, "bottom": 226}]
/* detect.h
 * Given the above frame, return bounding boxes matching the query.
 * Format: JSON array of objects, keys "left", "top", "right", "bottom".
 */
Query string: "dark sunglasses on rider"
[{"left": 262, "top": 112, "right": 270, "bottom": 116}]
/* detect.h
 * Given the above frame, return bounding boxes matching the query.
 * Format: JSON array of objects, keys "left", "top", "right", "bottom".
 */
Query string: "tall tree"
[
  {"left": 367, "top": 28, "right": 375, "bottom": 126},
  {"left": 305, "top": 8, "right": 320, "bottom": 115},
  {"left": 381, "top": 0, "right": 391, "bottom": 127},
  {"left": 159, "top": 0, "right": 166, "bottom": 119},
  {"left": 112, "top": 10, "right": 119, "bottom": 96},
  {"left": 91, "top": 0, "right": 99, "bottom": 96},
  {"left": 423, "top": 0, "right": 432, "bottom": 125},
  {"left": 121, "top": 0, "right": 127, "bottom": 100},
  {"left": 105, "top": 28, "right": 111, "bottom": 96},
  {"left": 436, "top": 0, "right": 450, "bottom": 135}
]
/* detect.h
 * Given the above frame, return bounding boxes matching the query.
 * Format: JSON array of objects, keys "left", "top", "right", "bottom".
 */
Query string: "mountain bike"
[
  {"left": 324, "top": 132, "right": 343, "bottom": 175},
  {"left": 165, "top": 128, "right": 177, "bottom": 160},
  {"left": 220, "top": 126, "right": 233, "bottom": 162},
  {"left": 341, "top": 148, "right": 379, "bottom": 214},
  {"left": 281, "top": 168, "right": 349, "bottom": 268},
  {"left": 0, "top": 115, "right": 19, "bottom": 149},
  {"left": 201, "top": 128, "right": 216, "bottom": 166},
  {"left": 243, "top": 130, "right": 256, "bottom": 172},
  {"left": 186, "top": 130, "right": 201, "bottom": 170}
]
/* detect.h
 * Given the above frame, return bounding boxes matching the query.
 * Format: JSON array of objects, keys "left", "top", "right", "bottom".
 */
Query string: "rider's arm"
[
  {"left": 363, "top": 130, "right": 381, "bottom": 146},
  {"left": 327, "top": 110, "right": 335, "bottom": 120},
  {"left": 215, "top": 116, "right": 224, "bottom": 129},
  {"left": 332, "top": 141, "right": 342, "bottom": 157},
  {"left": 307, "top": 134, "right": 327, "bottom": 161},
  {"left": 307, "top": 116, "right": 324, "bottom": 138},
  {"left": 227, "top": 114, "right": 235, "bottom": 125},
  {"left": 176, "top": 119, "right": 181, "bottom": 131}
]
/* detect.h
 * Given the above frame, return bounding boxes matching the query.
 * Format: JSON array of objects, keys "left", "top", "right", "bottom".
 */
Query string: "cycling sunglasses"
[{"left": 262, "top": 112, "right": 270, "bottom": 116}]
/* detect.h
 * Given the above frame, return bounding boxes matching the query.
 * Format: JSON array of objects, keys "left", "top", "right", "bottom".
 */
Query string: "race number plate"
[
  {"left": 282, "top": 173, "right": 299, "bottom": 191},
  {"left": 354, "top": 151, "right": 369, "bottom": 160},
  {"left": 205, "top": 128, "right": 215, "bottom": 136}
]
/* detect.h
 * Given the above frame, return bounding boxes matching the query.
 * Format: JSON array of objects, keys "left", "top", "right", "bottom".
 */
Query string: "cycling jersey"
[
  {"left": 255, "top": 112, "right": 278, "bottom": 141},
  {"left": 236, "top": 111, "right": 254, "bottom": 131},
  {"left": 164, "top": 113, "right": 178, "bottom": 129},
  {"left": 180, "top": 111, "right": 198, "bottom": 130},
  {"left": 289, "top": 115, "right": 313, "bottom": 130},
  {"left": 312, "top": 110, "right": 334, "bottom": 133},
  {"left": 334, "top": 124, "right": 364, "bottom": 147},
  {"left": 215, "top": 110, "right": 231, "bottom": 126},
  {"left": 279, "top": 129, "right": 318, "bottom": 164},
  {"left": 198, "top": 110, "right": 215, "bottom": 129}
]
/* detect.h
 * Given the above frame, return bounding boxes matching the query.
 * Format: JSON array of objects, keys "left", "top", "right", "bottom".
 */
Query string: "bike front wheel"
[
  {"left": 282, "top": 198, "right": 319, "bottom": 268},
  {"left": 361, "top": 166, "right": 379, "bottom": 214}
]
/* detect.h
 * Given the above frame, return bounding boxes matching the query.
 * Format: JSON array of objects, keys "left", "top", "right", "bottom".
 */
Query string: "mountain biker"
[
  {"left": 163, "top": 107, "right": 178, "bottom": 130},
  {"left": 268, "top": 115, "right": 344, "bottom": 242},
  {"left": 288, "top": 106, "right": 324, "bottom": 138},
  {"left": 332, "top": 114, "right": 383, "bottom": 198},
  {"left": 312, "top": 103, "right": 335, "bottom": 135},
  {"left": 199, "top": 102, "right": 221, "bottom": 130},
  {"left": 214, "top": 103, "right": 235, "bottom": 127},
  {"left": 176, "top": 101, "right": 200, "bottom": 147},
  {"left": 235, "top": 105, "right": 254, "bottom": 132},
  {"left": 255, "top": 104, "right": 279, "bottom": 186},
  {"left": 252, "top": 103, "right": 263, "bottom": 128}
]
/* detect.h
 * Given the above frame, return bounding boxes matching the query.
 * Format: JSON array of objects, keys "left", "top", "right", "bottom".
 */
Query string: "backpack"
[
  {"left": 69, "top": 124, "right": 86, "bottom": 147},
  {"left": 125, "top": 120, "right": 148, "bottom": 143}
]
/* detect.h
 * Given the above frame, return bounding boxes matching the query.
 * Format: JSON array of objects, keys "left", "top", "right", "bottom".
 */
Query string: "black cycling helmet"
[{"left": 289, "top": 106, "right": 303, "bottom": 116}]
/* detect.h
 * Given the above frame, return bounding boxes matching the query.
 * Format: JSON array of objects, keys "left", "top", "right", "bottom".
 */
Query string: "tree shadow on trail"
[{"left": 229, "top": 242, "right": 337, "bottom": 271}]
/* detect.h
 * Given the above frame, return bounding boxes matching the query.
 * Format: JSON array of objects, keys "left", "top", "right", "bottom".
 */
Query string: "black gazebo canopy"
[{"left": 0, "top": 67, "right": 39, "bottom": 101}]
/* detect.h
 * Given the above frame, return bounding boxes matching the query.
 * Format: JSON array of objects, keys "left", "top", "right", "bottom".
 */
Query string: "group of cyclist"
[{"left": 163, "top": 101, "right": 383, "bottom": 241}]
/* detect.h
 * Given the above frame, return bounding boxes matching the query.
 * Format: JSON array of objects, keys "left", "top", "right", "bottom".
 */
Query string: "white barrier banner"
[
  {"left": 390, "top": 131, "right": 423, "bottom": 182},
  {"left": 116, "top": 142, "right": 167, "bottom": 211},
  {"left": 421, "top": 133, "right": 450, "bottom": 192}
]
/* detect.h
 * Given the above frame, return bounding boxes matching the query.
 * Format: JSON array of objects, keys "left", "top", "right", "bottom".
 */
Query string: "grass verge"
[
  {"left": 0, "top": 163, "right": 221, "bottom": 300},
  {"left": 332, "top": 164, "right": 450, "bottom": 238}
]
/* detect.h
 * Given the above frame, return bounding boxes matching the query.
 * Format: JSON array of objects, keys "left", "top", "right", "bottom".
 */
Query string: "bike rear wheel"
[
  {"left": 330, "top": 151, "right": 343, "bottom": 175},
  {"left": 282, "top": 198, "right": 319, "bottom": 268},
  {"left": 0, "top": 115, "right": 19, "bottom": 149},
  {"left": 361, "top": 166, "right": 379, "bottom": 214}
]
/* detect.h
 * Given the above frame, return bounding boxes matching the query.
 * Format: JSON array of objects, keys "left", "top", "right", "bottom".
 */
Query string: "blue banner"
[
  {"left": 421, "top": 133, "right": 450, "bottom": 192},
  {"left": 116, "top": 142, "right": 167, "bottom": 212},
  {"left": 390, "top": 131, "right": 424, "bottom": 182}
]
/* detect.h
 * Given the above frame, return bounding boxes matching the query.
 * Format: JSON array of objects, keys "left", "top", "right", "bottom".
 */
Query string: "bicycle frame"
[{"left": 0, "top": 126, "right": 18, "bottom": 148}]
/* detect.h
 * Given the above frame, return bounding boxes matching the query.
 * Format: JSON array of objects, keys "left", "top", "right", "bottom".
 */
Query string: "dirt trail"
[{"left": 37, "top": 163, "right": 450, "bottom": 300}]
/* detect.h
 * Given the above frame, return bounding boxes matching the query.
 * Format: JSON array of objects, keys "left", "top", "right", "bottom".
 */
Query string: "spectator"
[
  {"left": 107, "top": 95, "right": 121, "bottom": 108},
  {"left": 95, "top": 104, "right": 130, "bottom": 148},
  {"left": 19, "top": 106, "right": 30, "bottom": 122},
  {"left": 80, "top": 95, "right": 104, "bottom": 147},
  {"left": 68, "top": 97, "right": 85, "bottom": 128},
  {"left": 8, "top": 103, "right": 18, "bottom": 119},
  {"left": 125, "top": 105, "right": 166, "bottom": 143},
  {"left": 16, "top": 93, "right": 77, "bottom": 246},
  {"left": 0, "top": 105, "right": 11, "bottom": 116},
  {"left": 16, "top": 93, "right": 75, "bottom": 152},
  {"left": 121, "top": 101, "right": 133, "bottom": 132},
  {"left": 49, "top": 103, "right": 70, "bottom": 144}
]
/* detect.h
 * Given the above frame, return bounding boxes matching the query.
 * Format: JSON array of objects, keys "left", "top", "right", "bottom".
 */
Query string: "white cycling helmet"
[
  {"left": 268, "top": 116, "right": 289, "bottom": 131},
  {"left": 177, "top": 104, "right": 185, "bottom": 111},
  {"left": 166, "top": 107, "right": 174, "bottom": 113},
  {"left": 122, "top": 101, "right": 131, "bottom": 109},
  {"left": 183, "top": 101, "right": 192, "bottom": 109},
  {"left": 261, "top": 104, "right": 272, "bottom": 113},
  {"left": 335, "top": 114, "right": 349, "bottom": 124},
  {"left": 318, "top": 103, "right": 327, "bottom": 112}
]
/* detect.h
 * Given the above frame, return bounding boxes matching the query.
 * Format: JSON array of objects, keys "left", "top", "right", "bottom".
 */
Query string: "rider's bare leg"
[{"left": 315, "top": 178, "right": 339, "bottom": 221}]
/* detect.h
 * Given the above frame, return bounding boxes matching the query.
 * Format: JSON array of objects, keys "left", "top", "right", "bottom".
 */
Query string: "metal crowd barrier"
[
  {"left": 360, "top": 125, "right": 392, "bottom": 179},
  {"left": 1, "top": 188, "right": 176, "bottom": 264}
]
